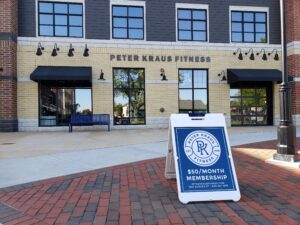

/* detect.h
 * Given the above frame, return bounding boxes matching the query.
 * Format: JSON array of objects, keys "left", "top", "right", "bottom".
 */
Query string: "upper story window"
[
  {"left": 38, "top": 1, "right": 83, "bottom": 38},
  {"left": 177, "top": 8, "right": 207, "bottom": 41},
  {"left": 112, "top": 5, "right": 144, "bottom": 40},
  {"left": 231, "top": 11, "right": 267, "bottom": 43}
]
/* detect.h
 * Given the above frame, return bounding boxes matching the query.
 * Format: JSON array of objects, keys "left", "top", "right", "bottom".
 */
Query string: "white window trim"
[
  {"left": 229, "top": 6, "right": 269, "bottom": 44},
  {"left": 110, "top": 0, "right": 146, "bottom": 41},
  {"left": 35, "top": 0, "right": 86, "bottom": 39},
  {"left": 175, "top": 3, "right": 209, "bottom": 43}
]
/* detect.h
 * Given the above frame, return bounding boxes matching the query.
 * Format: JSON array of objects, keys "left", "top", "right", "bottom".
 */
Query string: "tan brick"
[{"left": 17, "top": 46, "right": 282, "bottom": 125}]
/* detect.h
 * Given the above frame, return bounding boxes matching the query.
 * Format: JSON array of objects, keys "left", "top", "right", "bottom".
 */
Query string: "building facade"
[{"left": 1, "top": 0, "right": 296, "bottom": 131}]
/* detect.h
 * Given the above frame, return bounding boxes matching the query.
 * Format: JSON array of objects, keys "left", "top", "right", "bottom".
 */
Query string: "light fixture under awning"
[
  {"left": 227, "top": 69, "right": 293, "bottom": 83},
  {"left": 30, "top": 66, "right": 92, "bottom": 82}
]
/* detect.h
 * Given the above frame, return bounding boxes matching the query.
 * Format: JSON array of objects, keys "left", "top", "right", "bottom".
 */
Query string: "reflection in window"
[
  {"left": 177, "top": 8, "right": 207, "bottom": 41},
  {"left": 230, "top": 87, "right": 268, "bottom": 126},
  {"left": 112, "top": 5, "right": 144, "bottom": 39},
  {"left": 178, "top": 69, "right": 208, "bottom": 113},
  {"left": 38, "top": 1, "right": 83, "bottom": 37},
  {"left": 231, "top": 11, "right": 267, "bottom": 43},
  {"left": 39, "top": 81, "right": 92, "bottom": 126},
  {"left": 40, "top": 84, "right": 57, "bottom": 126},
  {"left": 57, "top": 88, "right": 74, "bottom": 125},
  {"left": 75, "top": 89, "right": 92, "bottom": 114},
  {"left": 113, "top": 68, "right": 145, "bottom": 125}
]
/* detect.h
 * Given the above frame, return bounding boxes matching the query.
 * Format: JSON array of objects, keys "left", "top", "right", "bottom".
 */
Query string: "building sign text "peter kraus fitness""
[{"left": 110, "top": 54, "right": 211, "bottom": 63}]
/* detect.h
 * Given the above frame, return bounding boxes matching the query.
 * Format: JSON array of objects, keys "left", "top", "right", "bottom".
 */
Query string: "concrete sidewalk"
[
  {"left": 0, "top": 126, "right": 293, "bottom": 159},
  {"left": 0, "top": 126, "right": 299, "bottom": 188}
]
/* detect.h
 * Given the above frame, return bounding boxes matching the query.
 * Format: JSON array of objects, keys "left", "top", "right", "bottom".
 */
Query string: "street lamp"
[{"left": 275, "top": 0, "right": 299, "bottom": 162}]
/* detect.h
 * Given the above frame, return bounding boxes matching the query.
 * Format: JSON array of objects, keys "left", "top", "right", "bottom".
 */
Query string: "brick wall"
[
  {"left": 287, "top": 55, "right": 300, "bottom": 77},
  {"left": 0, "top": 0, "right": 18, "bottom": 131},
  {"left": 286, "top": 0, "right": 300, "bottom": 116},
  {"left": 0, "top": 0, "right": 18, "bottom": 33},
  {"left": 290, "top": 82, "right": 300, "bottom": 115},
  {"left": 17, "top": 43, "right": 282, "bottom": 130},
  {"left": 287, "top": 0, "right": 300, "bottom": 43}
]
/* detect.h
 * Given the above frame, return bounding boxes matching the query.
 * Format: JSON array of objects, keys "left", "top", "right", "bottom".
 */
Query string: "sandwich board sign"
[{"left": 165, "top": 113, "right": 240, "bottom": 204}]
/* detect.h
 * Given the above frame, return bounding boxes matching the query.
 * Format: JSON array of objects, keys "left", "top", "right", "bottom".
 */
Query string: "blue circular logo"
[{"left": 184, "top": 130, "right": 221, "bottom": 167}]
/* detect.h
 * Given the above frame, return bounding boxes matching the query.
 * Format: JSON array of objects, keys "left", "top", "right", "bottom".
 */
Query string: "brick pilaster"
[
  {"left": 286, "top": 0, "right": 300, "bottom": 116},
  {"left": 287, "top": 0, "right": 300, "bottom": 43},
  {"left": 290, "top": 82, "right": 300, "bottom": 114},
  {"left": 0, "top": 0, "right": 18, "bottom": 131}
]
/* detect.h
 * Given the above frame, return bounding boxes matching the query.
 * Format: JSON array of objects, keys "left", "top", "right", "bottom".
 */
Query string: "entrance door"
[{"left": 230, "top": 85, "right": 272, "bottom": 126}]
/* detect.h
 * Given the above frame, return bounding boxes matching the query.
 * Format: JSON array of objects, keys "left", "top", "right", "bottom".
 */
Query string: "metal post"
[{"left": 275, "top": 0, "right": 299, "bottom": 162}]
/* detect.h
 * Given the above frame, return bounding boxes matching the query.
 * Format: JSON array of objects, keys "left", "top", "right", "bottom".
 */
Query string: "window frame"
[
  {"left": 36, "top": 0, "right": 85, "bottom": 38},
  {"left": 229, "top": 82, "right": 273, "bottom": 126},
  {"left": 176, "top": 3, "right": 209, "bottom": 42},
  {"left": 110, "top": 1, "right": 146, "bottom": 40},
  {"left": 229, "top": 6, "right": 269, "bottom": 44},
  {"left": 178, "top": 69, "right": 209, "bottom": 113},
  {"left": 113, "top": 68, "right": 146, "bottom": 125}
]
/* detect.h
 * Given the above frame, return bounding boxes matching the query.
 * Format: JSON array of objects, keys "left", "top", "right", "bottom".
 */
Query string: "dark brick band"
[
  {"left": 0, "top": 120, "right": 18, "bottom": 132},
  {"left": 0, "top": 32, "right": 17, "bottom": 43},
  {"left": 0, "top": 75, "right": 17, "bottom": 81}
]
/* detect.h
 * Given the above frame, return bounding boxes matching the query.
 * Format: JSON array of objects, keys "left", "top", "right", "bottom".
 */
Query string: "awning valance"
[
  {"left": 227, "top": 69, "right": 286, "bottom": 83},
  {"left": 30, "top": 66, "right": 92, "bottom": 82}
]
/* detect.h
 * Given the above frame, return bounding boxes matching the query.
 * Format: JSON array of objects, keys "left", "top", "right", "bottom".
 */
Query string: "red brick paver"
[{"left": 0, "top": 139, "right": 300, "bottom": 225}]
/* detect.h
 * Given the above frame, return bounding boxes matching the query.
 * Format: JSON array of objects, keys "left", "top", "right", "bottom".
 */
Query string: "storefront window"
[
  {"left": 230, "top": 87, "right": 268, "bottom": 126},
  {"left": 113, "top": 68, "right": 145, "bottom": 125},
  {"left": 179, "top": 69, "right": 208, "bottom": 113},
  {"left": 75, "top": 89, "right": 92, "bottom": 114},
  {"left": 57, "top": 88, "right": 75, "bottom": 126},
  {"left": 40, "top": 83, "right": 57, "bottom": 126},
  {"left": 39, "top": 81, "right": 92, "bottom": 126}
]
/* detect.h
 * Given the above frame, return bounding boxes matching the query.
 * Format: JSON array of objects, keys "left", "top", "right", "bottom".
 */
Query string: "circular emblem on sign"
[{"left": 184, "top": 130, "right": 221, "bottom": 167}]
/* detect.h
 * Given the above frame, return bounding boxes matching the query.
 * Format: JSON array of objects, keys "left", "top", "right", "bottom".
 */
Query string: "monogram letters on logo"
[{"left": 184, "top": 131, "right": 221, "bottom": 167}]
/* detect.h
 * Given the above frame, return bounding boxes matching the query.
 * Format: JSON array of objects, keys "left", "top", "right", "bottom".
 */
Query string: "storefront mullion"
[{"left": 128, "top": 69, "right": 132, "bottom": 125}]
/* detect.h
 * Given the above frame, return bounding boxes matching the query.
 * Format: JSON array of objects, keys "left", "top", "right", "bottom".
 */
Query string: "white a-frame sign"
[{"left": 165, "top": 113, "right": 241, "bottom": 204}]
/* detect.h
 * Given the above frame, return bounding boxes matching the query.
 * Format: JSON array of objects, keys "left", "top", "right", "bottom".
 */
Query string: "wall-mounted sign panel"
[{"left": 165, "top": 114, "right": 240, "bottom": 204}]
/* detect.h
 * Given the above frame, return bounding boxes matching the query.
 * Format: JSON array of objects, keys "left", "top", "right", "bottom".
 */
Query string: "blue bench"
[{"left": 69, "top": 114, "right": 110, "bottom": 132}]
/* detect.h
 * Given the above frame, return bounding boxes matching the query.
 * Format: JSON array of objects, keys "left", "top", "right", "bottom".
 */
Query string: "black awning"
[
  {"left": 30, "top": 66, "right": 92, "bottom": 82},
  {"left": 227, "top": 69, "right": 284, "bottom": 83}
]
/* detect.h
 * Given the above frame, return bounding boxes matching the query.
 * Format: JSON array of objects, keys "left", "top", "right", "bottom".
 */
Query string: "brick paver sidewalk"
[{"left": 0, "top": 139, "right": 299, "bottom": 225}]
